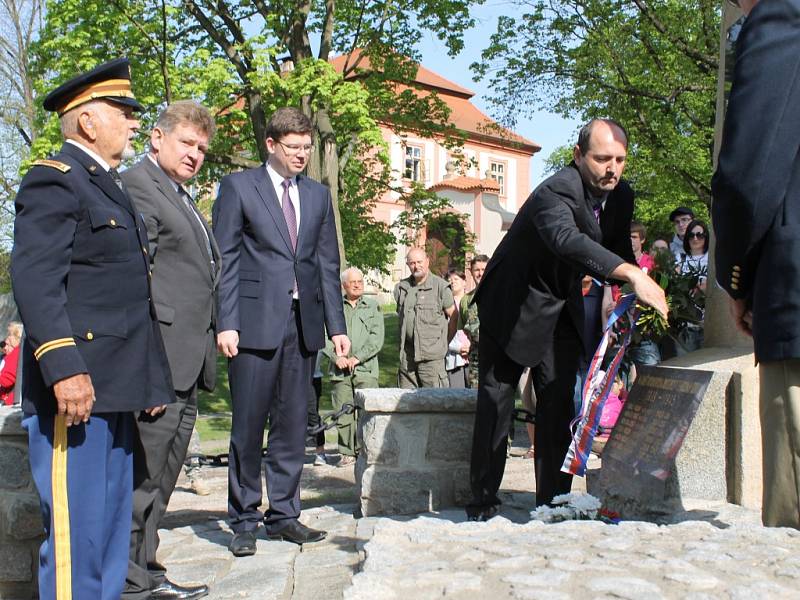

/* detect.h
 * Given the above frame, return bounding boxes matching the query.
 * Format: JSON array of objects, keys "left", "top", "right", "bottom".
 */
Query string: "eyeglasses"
[
  {"left": 687, "top": 231, "right": 706, "bottom": 240},
  {"left": 727, "top": 0, "right": 741, "bottom": 7},
  {"left": 277, "top": 141, "right": 314, "bottom": 155}
]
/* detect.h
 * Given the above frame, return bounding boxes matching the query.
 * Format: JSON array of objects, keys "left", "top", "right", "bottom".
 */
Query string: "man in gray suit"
[{"left": 121, "top": 101, "right": 219, "bottom": 600}]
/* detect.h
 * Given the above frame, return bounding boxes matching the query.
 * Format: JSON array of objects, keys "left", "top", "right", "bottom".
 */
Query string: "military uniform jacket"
[
  {"left": 474, "top": 163, "right": 635, "bottom": 367},
  {"left": 394, "top": 273, "right": 454, "bottom": 363},
  {"left": 11, "top": 143, "right": 175, "bottom": 415},
  {"left": 712, "top": 0, "right": 800, "bottom": 363}
]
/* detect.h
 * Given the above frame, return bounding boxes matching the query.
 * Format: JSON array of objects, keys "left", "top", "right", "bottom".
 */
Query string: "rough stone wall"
[
  {"left": 355, "top": 388, "right": 477, "bottom": 517},
  {"left": 0, "top": 406, "right": 42, "bottom": 600}
]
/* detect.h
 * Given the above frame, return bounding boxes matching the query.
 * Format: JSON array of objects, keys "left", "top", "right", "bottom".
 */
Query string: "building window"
[
  {"left": 489, "top": 160, "right": 506, "bottom": 196},
  {"left": 404, "top": 145, "right": 423, "bottom": 182}
]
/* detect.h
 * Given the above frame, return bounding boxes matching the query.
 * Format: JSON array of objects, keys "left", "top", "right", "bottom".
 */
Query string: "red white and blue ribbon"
[{"left": 561, "top": 293, "right": 639, "bottom": 477}]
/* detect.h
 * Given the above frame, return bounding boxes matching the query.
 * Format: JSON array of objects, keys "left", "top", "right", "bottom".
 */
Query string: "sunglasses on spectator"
[{"left": 687, "top": 231, "right": 706, "bottom": 240}]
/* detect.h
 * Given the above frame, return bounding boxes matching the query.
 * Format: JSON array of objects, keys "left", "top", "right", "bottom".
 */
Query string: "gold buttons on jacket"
[{"left": 86, "top": 331, "right": 94, "bottom": 340}]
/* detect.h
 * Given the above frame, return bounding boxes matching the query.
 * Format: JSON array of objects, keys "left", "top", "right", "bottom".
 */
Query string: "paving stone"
[
  {"left": 503, "top": 569, "right": 571, "bottom": 587},
  {"left": 664, "top": 570, "right": 720, "bottom": 590},
  {"left": 585, "top": 576, "right": 664, "bottom": 599},
  {"left": 155, "top": 453, "right": 800, "bottom": 600},
  {"left": 512, "top": 589, "right": 571, "bottom": 600}
]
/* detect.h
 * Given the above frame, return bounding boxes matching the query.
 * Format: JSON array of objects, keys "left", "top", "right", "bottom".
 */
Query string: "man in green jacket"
[
  {"left": 325, "top": 267, "right": 384, "bottom": 465},
  {"left": 394, "top": 247, "right": 456, "bottom": 388}
]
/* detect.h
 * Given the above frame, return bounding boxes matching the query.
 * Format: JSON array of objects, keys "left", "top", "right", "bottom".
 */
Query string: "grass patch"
[{"left": 196, "top": 311, "right": 401, "bottom": 445}]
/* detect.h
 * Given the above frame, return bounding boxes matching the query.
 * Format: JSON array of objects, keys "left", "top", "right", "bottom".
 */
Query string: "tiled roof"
[
  {"left": 428, "top": 176, "right": 501, "bottom": 193},
  {"left": 330, "top": 50, "right": 475, "bottom": 98},
  {"left": 330, "top": 50, "right": 540, "bottom": 154}
]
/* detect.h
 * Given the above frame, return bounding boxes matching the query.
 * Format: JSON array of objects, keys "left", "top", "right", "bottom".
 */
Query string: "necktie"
[
  {"left": 109, "top": 168, "right": 124, "bottom": 190},
  {"left": 593, "top": 203, "right": 602, "bottom": 224},
  {"left": 179, "top": 187, "right": 215, "bottom": 267},
  {"left": 281, "top": 178, "right": 298, "bottom": 252}
]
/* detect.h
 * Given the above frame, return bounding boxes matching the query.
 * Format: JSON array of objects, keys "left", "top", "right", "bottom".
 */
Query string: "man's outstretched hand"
[{"left": 611, "top": 263, "right": 669, "bottom": 320}]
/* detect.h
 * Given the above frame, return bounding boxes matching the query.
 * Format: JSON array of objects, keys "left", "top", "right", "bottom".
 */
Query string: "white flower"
[
  {"left": 550, "top": 506, "right": 576, "bottom": 522},
  {"left": 530, "top": 493, "right": 603, "bottom": 523},
  {"left": 530, "top": 505, "right": 556, "bottom": 522},
  {"left": 570, "top": 494, "right": 601, "bottom": 513},
  {"left": 550, "top": 493, "right": 575, "bottom": 505}
]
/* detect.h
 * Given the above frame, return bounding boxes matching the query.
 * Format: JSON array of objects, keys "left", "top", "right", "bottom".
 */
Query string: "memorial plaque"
[{"left": 594, "top": 366, "right": 714, "bottom": 516}]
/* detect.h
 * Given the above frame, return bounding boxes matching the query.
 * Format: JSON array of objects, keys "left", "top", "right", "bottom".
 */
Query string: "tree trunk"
[
  {"left": 246, "top": 90, "right": 269, "bottom": 162},
  {"left": 303, "top": 100, "right": 346, "bottom": 269}
]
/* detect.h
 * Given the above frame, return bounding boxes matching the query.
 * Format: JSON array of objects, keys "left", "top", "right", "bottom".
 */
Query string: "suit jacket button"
[
  {"left": 86, "top": 331, "right": 94, "bottom": 340},
  {"left": 288, "top": 290, "right": 293, "bottom": 295},
  {"left": 110, "top": 219, "right": 117, "bottom": 227},
  {"left": 731, "top": 283, "right": 739, "bottom": 290}
]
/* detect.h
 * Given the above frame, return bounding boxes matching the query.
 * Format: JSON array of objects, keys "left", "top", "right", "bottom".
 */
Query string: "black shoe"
[
  {"left": 465, "top": 503, "right": 500, "bottom": 522},
  {"left": 266, "top": 520, "right": 327, "bottom": 544},
  {"left": 150, "top": 579, "right": 209, "bottom": 599},
  {"left": 229, "top": 530, "right": 258, "bottom": 557}
]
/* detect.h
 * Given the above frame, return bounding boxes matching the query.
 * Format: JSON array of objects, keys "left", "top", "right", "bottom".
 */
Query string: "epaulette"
[{"left": 32, "top": 159, "right": 71, "bottom": 173}]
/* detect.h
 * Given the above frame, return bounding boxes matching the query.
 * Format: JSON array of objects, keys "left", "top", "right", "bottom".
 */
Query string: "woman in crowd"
[
  {"left": 0, "top": 321, "right": 23, "bottom": 405},
  {"left": 676, "top": 219, "right": 709, "bottom": 354},
  {"left": 445, "top": 269, "right": 470, "bottom": 387}
]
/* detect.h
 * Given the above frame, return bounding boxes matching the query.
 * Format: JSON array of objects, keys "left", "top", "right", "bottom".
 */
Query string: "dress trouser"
[
  {"left": 123, "top": 385, "right": 198, "bottom": 599},
  {"left": 469, "top": 333, "right": 581, "bottom": 509},
  {"left": 25, "top": 411, "right": 134, "bottom": 600},
  {"left": 759, "top": 358, "right": 800, "bottom": 529},
  {"left": 227, "top": 302, "right": 314, "bottom": 533}
]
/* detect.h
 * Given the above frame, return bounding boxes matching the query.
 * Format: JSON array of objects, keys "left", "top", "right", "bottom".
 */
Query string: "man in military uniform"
[
  {"left": 459, "top": 254, "right": 489, "bottom": 388},
  {"left": 11, "top": 58, "right": 175, "bottom": 600},
  {"left": 394, "top": 247, "right": 456, "bottom": 388},
  {"left": 324, "top": 267, "right": 384, "bottom": 465}
]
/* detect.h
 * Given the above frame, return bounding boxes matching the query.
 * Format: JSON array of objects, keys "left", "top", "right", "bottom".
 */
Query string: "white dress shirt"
[
  {"left": 266, "top": 162, "right": 301, "bottom": 236},
  {"left": 66, "top": 139, "right": 111, "bottom": 172}
]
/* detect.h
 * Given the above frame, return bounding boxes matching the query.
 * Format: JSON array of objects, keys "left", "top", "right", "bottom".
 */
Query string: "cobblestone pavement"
[{"left": 160, "top": 445, "right": 800, "bottom": 599}]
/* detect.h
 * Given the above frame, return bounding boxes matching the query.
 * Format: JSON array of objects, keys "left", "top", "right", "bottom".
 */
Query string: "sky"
[{"left": 415, "top": 1, "right": 581, "bottom": 184}]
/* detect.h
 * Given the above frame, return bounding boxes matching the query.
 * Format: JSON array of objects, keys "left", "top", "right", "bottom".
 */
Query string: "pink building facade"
[{"left": 331, "top": 52, "right": 541, "bottom": 287}]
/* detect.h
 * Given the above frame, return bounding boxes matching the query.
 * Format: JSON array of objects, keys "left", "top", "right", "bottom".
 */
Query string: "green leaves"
[
  {"left": 473, "top": 0, "right": 720, "bottom": 227},
  {"left": 28, "top": 0, "right": 483, "bottom": 273}
]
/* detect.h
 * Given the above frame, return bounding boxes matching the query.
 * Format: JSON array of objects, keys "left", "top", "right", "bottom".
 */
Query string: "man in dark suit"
[
  {"left": 712, "top": 0, "right": 800, "bottom": 529},
  {"left": 213, "top": 107, "right": 349, "bottom": 556},
  {"left": 121, "top": 101, "right": 219, "bottom": 599},
  {"left": 11, "top": 58, "right": 175, "bottom": 600},
  {"left": 468, "top": 119, "right": 668, "bottom": 519}
]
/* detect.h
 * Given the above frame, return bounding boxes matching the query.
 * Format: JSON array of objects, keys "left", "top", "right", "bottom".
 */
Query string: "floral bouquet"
[
  {"left": 530, "top": 493, "right": 602, "bottom": 523},
  {"left": 621, "top": 250, "right": 706, "bottom": 347}
]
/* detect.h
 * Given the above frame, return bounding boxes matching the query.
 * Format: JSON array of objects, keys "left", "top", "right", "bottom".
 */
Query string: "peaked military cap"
[{"left": 42, "top": 57, "right": 144, "bottom": 116}]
